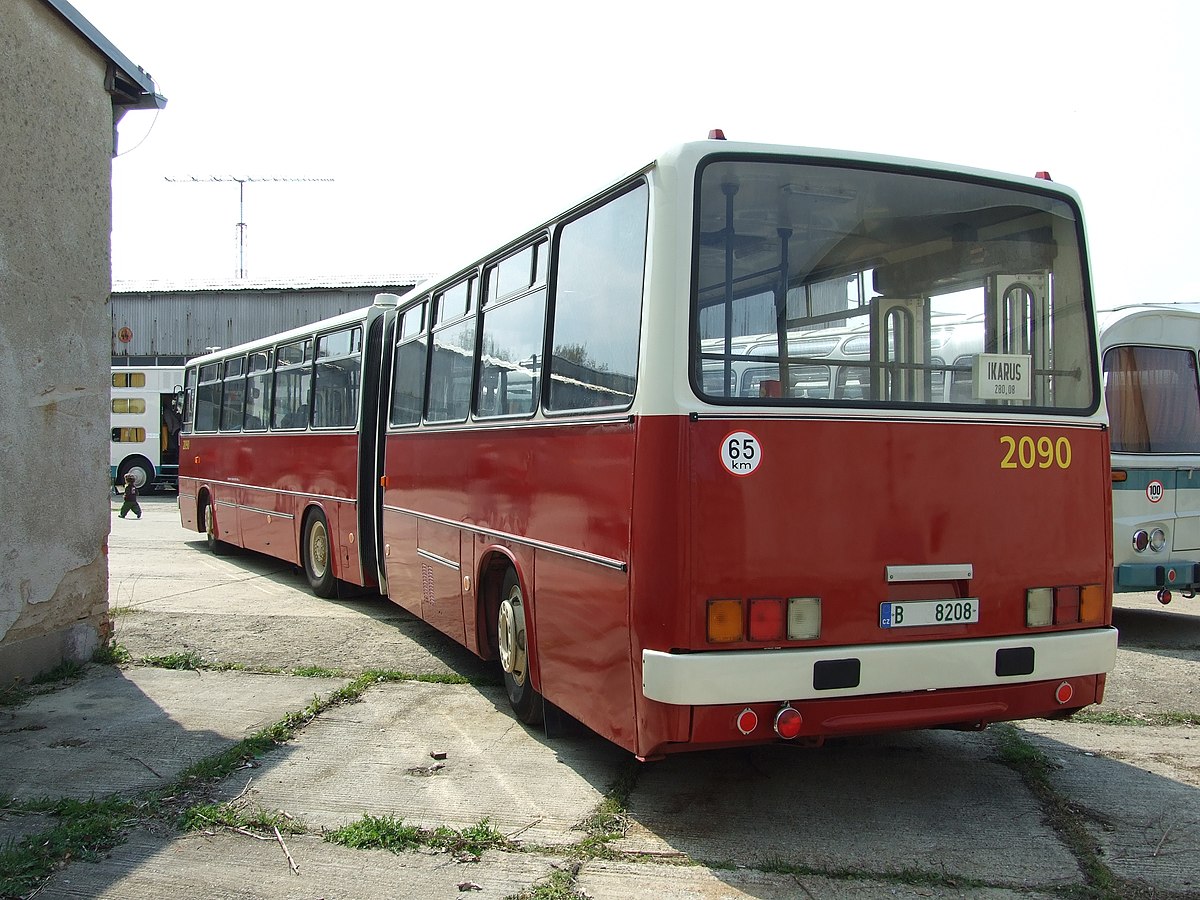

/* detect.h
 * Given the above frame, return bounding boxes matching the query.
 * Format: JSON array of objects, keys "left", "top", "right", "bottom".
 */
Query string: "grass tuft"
[
  {"left": 93, "top": 642, "right": 132, "bottom": 666},
  {"left": 0, "top": 797, "right": 140, "bottom": 897},
  {"left": 181, "top": 801, "right": 304, "bottom": 834},
  {"left": 141, "top": 651, "right": 205, "bottom": 670},
  {"left": 324, "top": 814, "right": 511, "bottom": 856}
]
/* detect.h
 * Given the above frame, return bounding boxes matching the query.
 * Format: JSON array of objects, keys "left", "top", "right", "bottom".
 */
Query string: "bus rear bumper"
[
  {"left": 641, "top": 628, "right": 1118, "bottom": 706},
  {"left": 1115, "top": 562, "right": 1200, "bottom": 592}
]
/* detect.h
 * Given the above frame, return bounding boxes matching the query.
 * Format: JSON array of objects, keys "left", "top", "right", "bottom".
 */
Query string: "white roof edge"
[{"left": 111, "top": 274, "right": 431, "bottom": 294}]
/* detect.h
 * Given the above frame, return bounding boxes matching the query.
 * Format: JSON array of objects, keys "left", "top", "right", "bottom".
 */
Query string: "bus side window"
[
  {"left": 195, "top": 363, "right": 222, "bottom": 432},
  {"left": 244, "top": 351, "right": 271, "bottom": 430},
  {"left": 312, "top": 326, "right": 362, "bottom": 429},
  {"left": 546, "top": 183, "right": 647, "bottom": 412},
  {"left": 272, "top": 339, "right": 312, "bottom": 429}
]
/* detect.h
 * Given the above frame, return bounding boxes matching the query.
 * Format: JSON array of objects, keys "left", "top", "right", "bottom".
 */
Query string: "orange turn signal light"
[
  {"left": 1080, "top": 584, "right": 1106, "bottom": 624},
  {"left": 707, "top": 599, "right": 743, "bottom": 643}
]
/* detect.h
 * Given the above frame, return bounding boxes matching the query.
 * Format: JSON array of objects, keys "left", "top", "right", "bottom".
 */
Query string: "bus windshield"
[{"left": 692, "top": 158, "right": 1096, "bottom": 412}]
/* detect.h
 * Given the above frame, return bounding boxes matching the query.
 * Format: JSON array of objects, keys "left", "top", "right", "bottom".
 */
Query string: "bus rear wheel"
[
  {"left": 303, "top": 510, "right": 338, "bottom": 598},
  {"left": 497, "top": 568, "right": 543, "bottom": 725},
  {"left": 202, "top": 498, "right": 232, "bottom": 556}
]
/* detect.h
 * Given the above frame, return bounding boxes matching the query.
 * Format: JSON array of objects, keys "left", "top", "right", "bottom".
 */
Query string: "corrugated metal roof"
[{"left": 111, "top": 274, "right": 430, "bottom": 294}]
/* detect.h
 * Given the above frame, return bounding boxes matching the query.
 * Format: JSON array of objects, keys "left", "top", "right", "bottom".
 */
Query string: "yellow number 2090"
[{"left": 1000, "top": 435, "right": 1072, "bottom": 470}]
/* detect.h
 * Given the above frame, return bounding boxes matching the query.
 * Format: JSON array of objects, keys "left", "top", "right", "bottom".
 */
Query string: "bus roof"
[{"left": 399, "top": 136, "right": 1086, "bottom": 310}]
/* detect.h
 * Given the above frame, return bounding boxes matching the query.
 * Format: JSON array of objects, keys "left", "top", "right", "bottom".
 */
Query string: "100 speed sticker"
[{"left": 721, "top": 431, "right": 762, "bottom": 476}]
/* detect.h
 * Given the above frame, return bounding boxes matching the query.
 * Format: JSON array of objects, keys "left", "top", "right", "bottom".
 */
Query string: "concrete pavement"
[{"left": 0, "top": 494, "right": 1197, "bottom": 899}]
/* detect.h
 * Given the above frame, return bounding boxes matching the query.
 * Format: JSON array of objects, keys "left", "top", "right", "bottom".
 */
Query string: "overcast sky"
[{"left": 76, "top": 0, "right": 1199, "bottom": 305}]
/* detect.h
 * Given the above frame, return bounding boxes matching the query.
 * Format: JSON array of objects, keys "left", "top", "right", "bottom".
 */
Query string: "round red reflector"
[
  {"left": 736, "top": 708, "right": 758, "bottom": 735},
  {"left": 1055, "top": 682, "right": 1074, "bottom": 705},
  {"left": 773, "top": 706, "right": 803, "bottom": 740}
]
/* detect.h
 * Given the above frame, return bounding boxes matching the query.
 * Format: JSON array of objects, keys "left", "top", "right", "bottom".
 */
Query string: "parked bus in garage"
[{"left": 178, "top": 135, "right": 1117, "bottom": 759}]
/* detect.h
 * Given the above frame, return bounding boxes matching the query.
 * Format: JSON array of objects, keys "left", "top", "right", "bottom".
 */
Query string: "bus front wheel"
[
  {"left": 303, "top": 510, "right": 338, "bottom": 599},
  {"left": 497, "top": 568, "right": 543, "bottom": 725}
]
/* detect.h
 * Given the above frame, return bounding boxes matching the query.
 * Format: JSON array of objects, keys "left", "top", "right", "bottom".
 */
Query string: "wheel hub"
[{"left": 498, "top": 590, "right": 527, "bottom": 684}]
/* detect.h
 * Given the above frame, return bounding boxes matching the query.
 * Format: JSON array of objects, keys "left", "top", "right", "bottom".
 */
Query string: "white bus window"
[
  {"left": 112, "top": 398, "right": 147, "bottom": 414},
  {"left": 1104, "top": 346, "right": 1200, "bottom": 453}
]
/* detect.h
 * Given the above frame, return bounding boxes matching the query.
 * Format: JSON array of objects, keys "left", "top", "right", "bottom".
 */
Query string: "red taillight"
[
  {"left": 1035, "top": 171, "right": 1052, "bottom": 180},
  {"left": 708, "top": 128, "right": 727, "bottom": 140},
  {"left": 735, "top": 708, "right": 758, "bottom": 735},
  {"left": 1055, "top": 682, "right": 1074, "bottom": 705},
  {"left": 748, "top": 598, "right": 785, "bottom": 641},
  {"left": 773, "top": 705, "right": 803, "bottom": 739},
  {"left": 1053, "top": 586, "right": 1081, "bottom": 625}
]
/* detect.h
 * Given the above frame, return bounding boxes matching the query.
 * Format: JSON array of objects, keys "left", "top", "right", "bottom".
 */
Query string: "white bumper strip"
[{"left": 642, "top": 628, "right": 1118, "bottom": 706}]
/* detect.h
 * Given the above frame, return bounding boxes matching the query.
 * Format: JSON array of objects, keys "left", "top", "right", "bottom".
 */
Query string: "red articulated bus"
[{"left": 179, "top": 136, "right": 1117, "bottom": 759}]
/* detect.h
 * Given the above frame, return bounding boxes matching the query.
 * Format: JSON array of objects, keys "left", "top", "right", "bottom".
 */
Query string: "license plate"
[{"left": 880, "top": 598, "right": 979, "bottom": 628}]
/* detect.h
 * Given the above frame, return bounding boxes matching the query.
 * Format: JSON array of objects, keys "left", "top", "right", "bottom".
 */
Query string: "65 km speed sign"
[{"left": 721, "top": 431, "right": 762, "bottom": 476}]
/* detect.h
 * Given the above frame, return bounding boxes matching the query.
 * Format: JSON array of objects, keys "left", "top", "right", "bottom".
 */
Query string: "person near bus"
[{"left": 118, "top": 473, "right": 142, "bottom": 519}]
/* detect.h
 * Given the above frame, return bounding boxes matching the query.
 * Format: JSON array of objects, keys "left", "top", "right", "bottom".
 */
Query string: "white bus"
[
  {"left": 110, "top": 366, "right": 184, "bottom": 492},
  {"left": 1099, "top": 303, "right": 1200, "bottom": 603}
]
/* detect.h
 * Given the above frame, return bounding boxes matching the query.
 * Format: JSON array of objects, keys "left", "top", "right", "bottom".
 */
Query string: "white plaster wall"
[{"left": 0, "top": 0, "right": 114, "bottom": 681}]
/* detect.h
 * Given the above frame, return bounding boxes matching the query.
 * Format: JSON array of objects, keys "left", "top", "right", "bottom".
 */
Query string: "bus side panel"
[
  {"left": 381, "top": 509, "right": 422, "bottom": 616},
  {"left": 627, "top": 415, "right": 695, "bottom": 755},
  {"left": 533, "top": 553, "right": 637, "bottom": 752},
  {"left": 180, "top": 432, "right": 361, "bottom": 574},
  {"left": 382, "top": 422, "right": 638, "bottom": 749},
  {"left": 417, "top": 521, "right": 466, "bottom": 645},
  {"left": 239, "top": 484, "right": 300, "bottom": 560}
]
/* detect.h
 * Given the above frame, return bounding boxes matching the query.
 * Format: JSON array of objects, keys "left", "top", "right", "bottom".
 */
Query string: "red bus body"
[{"left": 180, "top": 139, "right": 1116, "bottom": 759}]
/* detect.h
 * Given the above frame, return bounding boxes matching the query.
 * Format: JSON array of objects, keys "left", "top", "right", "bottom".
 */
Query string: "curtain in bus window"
[
  {"left": 547, "top": 183, "right": 647, "bottom": 411},
  {"left": 1104, "top": 346, "right": 1200, "bottom": 453}
]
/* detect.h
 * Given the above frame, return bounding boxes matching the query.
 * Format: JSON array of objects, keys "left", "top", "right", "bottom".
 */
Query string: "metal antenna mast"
[{"left": 165, "top": 175, "right": 334, "bottom": 278}]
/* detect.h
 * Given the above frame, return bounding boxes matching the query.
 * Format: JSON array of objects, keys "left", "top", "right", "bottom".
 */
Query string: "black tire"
[
  {"left": 202, "top": 498, "right": 232, "bottom": 556},
  {"left": 117, "top": 457, "right": 153, "bottom": 492},
  {"left": 303, "top": 510, "right": 338, "bottom": 598},
  {"left": 497, "top": 568, "right": 543, "bottom": 725}
]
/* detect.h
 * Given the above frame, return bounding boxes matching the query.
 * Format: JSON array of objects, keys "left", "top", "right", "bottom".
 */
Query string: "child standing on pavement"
[{"left": 119, "top": 473, "right": 142, "bottom": 519}]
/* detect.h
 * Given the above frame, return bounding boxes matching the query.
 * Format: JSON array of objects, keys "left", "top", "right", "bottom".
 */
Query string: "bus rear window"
[{"left": 692, "top": 159, "right": 1096, "bottom": 413}]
